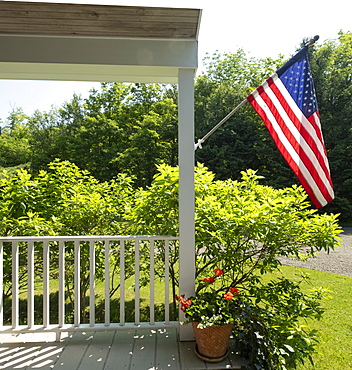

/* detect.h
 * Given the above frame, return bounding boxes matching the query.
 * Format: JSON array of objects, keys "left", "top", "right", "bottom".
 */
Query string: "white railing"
[{"left": 0, "top": 235, "right": 179, "bottom": 337}]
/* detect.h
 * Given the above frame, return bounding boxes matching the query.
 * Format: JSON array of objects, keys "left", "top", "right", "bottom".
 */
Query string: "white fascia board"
[
  {"left": 0, "top": 35, "right": 198, "bottom": 82},
  {"left": 0, "top": 62, "right": 185, "bottom": 83}
]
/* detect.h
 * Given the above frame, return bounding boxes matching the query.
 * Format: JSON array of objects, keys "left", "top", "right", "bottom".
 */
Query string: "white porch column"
[{"left": 178, "top": 68, "right": 196, "bottom": 341}]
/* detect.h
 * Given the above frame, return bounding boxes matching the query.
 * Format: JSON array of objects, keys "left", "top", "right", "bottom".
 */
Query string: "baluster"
[
  {"left": 27, "top": 241, "right": 35, "bottom": 328},
  {"left": 43, "top": 240, "right": 50, "bottom": 328},
  {"left": 150, "top": 239, "right": 155, "bottom": 325},
  {"left": 119, "top": 240, "right": 125, "bottom": 326},
  {"left": 74, "top": 240, "right": 80, "bottom": 327},
  {"left": 164, "top": 239, "right": 170, "bottom": 325},
  {"left": 58, "top": 240, "right": 65, "bottom": 328},
  {"left": 104, "top": 240, "right": 110, "bottom": 327},
  {"left": 89, "top": 240, "right": 95, "bottom": 327},
  {"left": 134, "top": 240, "right": 140, "bottom": 325},
  {"left": 12, "top": 241, "right": 19, "bottom": 329}
]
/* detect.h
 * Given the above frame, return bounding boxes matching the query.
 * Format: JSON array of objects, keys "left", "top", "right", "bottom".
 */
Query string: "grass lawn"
[
  {"left": 277, "top": 265, "right": 352, "bottom": 370},
  {"left": 21, "top": 272, "right": 176, "bottom": 324}
]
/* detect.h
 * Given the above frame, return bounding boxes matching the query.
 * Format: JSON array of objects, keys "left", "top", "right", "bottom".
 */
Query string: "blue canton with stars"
[{"left": 276, "top": 47, "right": 318, "bottom": 118}]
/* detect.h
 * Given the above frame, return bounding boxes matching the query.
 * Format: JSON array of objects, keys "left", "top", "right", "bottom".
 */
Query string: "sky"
[{"left": 0, "top": 0, "right": 351, "bottom": 123}]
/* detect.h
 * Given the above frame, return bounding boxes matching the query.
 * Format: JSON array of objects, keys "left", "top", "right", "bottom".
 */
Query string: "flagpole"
[
  {"left": 194, "top": 35, "right": 320, "bottom": 151},
  {"left": 194, "top": 98, "right": 247, "bottom": 150}
]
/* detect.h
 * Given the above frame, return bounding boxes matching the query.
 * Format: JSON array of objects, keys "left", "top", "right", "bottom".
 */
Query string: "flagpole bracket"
[{"left": 194, "top": 139, "right": 204, "bottom": 150}]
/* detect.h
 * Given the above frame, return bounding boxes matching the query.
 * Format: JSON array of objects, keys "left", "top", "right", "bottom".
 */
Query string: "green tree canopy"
[
  {"left": 0, "top": 108, "right": 31, "bottom": 169},
  {"left": 2, "top": 31, "right": 351, "bottom": 219},
  {"left": 27, "top": 83, "right": 178, "bottom": 187},
  {"left": 309, "top": 31, "right": 352, "bottom": 219}
]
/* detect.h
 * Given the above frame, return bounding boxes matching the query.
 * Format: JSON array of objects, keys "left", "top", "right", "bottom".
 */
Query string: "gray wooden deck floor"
[{"left": 0, "top": 328, "right": 246, "bottom": 370}]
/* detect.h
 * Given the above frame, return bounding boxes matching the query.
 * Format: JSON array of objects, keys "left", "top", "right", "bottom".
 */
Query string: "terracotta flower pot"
[{"left": 192, "top": 322, "right": 234, "bottom": 362}]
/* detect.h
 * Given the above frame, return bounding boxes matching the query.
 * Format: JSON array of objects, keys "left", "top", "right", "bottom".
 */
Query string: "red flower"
[
  {"left": 213, "top": 268, "right": 224, "bottom": 277},
  {"left": 224, "top": 292, "right": 234, "bottom": 301},
  {"left": 202, "top": 277, "right": 215, "bottom": 284},
  {"left": 229, "top": 287, "right": 239, "bottom": 295},
  {"left": 175, "top": 294, "right": 192, "bottom": 311}
]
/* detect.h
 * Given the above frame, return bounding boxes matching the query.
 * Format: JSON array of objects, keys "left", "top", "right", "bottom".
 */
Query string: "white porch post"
[{"left": 178, "top": 68, "right": 196, "bottom": 341}]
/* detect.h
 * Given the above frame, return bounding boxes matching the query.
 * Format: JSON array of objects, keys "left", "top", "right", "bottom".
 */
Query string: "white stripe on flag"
[
  {"left": 266, "top": 78, "right": 334, "bottom": 200},
  {"left": 274, "top": 77, "right": 332, "bottom": 181},
  {"left": 253, "top": 93, "right": 328, "bottom": 207}
]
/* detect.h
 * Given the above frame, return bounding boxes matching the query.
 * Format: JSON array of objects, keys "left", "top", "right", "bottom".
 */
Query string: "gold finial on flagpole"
[{"left": 306, "top": 35, "right": 320, "bottom": 47}]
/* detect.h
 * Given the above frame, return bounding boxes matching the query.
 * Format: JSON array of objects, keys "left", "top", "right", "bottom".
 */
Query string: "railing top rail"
[{"left": 0, "top": 235, "right": 179, "bottom": 242}]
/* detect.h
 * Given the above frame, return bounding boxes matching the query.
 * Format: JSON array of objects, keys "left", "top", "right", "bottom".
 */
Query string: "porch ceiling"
[
  {"left": 0, "top": 1, "right": 201, "bottom": 83},
  {"left": 0, "top": 1, "right": 201, "bottom": 39}
]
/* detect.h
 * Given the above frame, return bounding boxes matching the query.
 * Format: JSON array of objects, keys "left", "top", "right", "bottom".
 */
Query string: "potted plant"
[{"left": 176, "top": 268, "right": 241, "bottom": 362}]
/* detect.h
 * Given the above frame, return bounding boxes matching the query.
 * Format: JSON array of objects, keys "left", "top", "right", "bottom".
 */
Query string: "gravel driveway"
[{"left": 280, "top": 227, "right": 352, "bottom": 278}]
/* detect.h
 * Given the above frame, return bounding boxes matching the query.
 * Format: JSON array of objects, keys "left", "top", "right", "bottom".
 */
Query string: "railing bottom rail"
[
  {"left": 0, "top": 321, "right": 179, "bottom": 333},
  {"left": 0, "top": 322, "right": 180, "bottom": 341}
]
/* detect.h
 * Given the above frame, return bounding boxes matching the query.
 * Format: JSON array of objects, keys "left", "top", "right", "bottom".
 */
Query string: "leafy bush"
[
  {"left": 0, "top": 160, "right": 135, "bottom": 320},
  {"left": 234, "top": 274, "right": 327, "bottom": 370},
  {"left": 126, "top": 163, "right": 341, "bottom": 369},
  {"left": 0, "top": 161, "right": 341, "bottom": 368}
]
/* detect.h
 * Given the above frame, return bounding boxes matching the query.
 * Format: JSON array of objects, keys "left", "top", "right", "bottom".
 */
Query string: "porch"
[
  {"left": 0, "top": 2, "right": 244, "bottom": 368},
  {"left": 0, "top": 234, "right": 247, "bottom": 369},
  {"left": 0, "top": 329, "right": 246, "bottom": 370},
  {"left": 0, "top": 0, "right": 200, "bottom": 341}
]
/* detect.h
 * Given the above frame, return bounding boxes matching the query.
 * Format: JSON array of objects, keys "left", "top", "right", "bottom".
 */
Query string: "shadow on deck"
[{"left": 0, "top": 328, "right": 246, "bottom": 370}]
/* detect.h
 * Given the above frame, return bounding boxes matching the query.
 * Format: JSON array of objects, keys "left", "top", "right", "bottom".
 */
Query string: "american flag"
[{"left": 247, "top": 46, "right": 334, "bottom": 208}]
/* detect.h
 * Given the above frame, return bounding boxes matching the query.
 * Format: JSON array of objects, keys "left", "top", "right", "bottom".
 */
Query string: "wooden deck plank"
[
  {"left": 205, "top": 358, "right": 233, "bottom": 369},
  {"left": 0, "top": 343, "right": 64, "bottom": 369},
  {"left": 178, "top": 341, "right": 206, "bottom": 370},
  {"left": 228, "top": 341, "right": 247, "bottom": 369},
  {"left": 20, "top": 344, "right": 64, "bottom": 369},
  {"left": 155, "top": 328, "right": 180, "bottom": 370},
  {"left": 0, "top": 330, "right": 246, "bottom": 370},
  {"left": 51, "top": 332, "right": 93, "bottom": 370},
  {"left": 104, "top": 330, "right": 134, "bottom": 370},
  {"left": 178, "top": 339, "right": 245, "bottom": 370},
  {"left": 0, "top": 345, "right": 41, "bottom": 369},
  {"left": 129, "top": 329, "right": 156, "bottom": 369},
  {"left": 77, "top": 331, "right": 115, "bottom": 370}
]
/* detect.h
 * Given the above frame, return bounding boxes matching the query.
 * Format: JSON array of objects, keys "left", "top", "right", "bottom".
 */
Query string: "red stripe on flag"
[
  {"left": 267, "top": 78, "right": 333, "bottom": 192},
  {"left": 307, "top": 113, "right": 333, "bottom": 188},
  {"left": 257, "top": 86, "right": 333, "bottom": 205},
  {"left": 247, "top": 94, "right": 323, "bottom": 207},
  {"left": 308, "top": 112, "right": 324, "bottom": 146}
]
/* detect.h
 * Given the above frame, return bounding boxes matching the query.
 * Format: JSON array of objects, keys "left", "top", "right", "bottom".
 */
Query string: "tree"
[
  {"left": 194, "top": 50, "right": 297, "bottom": 188},
  {"left": 309, "top": 31, "right": 352, "bottom": 221},
  {"left": 24, "top": 83, "right": 179, "bottom": 187},
  {"left": 0, "top": 109, "right": 31, "bottom": 168},
  {"left": 0, "top": 160, "right": 135, "bottom": 322},
  {"left": 2, "top": 32, "right": 351, "bottom": 219}
]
